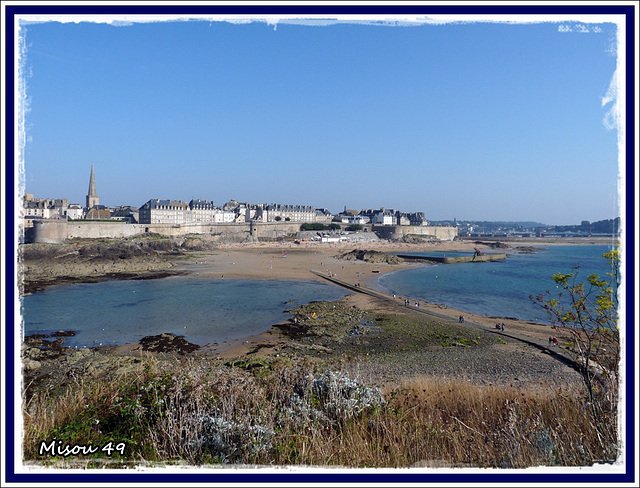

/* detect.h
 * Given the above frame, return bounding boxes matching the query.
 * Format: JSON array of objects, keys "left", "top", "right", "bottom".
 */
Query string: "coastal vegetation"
[
  {"left": 551, "top": 218, "right": 620, "bottom": 235},
  {"left": 22, "top": 353, "right": 614, "bottom": 468},
  {"left": 299, "top": 223, "right": 341, "bottom": 231},
  {"left": 530, "top": 248, "right": 620, "bottom": 459}
]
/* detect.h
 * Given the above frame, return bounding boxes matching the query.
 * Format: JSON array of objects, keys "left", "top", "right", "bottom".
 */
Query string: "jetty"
[{"left": 396, "top": 253, "right": 507, "bottom": 264}]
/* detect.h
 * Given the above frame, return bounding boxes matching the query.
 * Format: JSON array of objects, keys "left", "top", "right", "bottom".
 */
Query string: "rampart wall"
[
  {"left": 29, "top": 220, "right": 457, "bottom": 244},
  {"left": 29, "top": 220, "right": 303, "bottom": 244}
]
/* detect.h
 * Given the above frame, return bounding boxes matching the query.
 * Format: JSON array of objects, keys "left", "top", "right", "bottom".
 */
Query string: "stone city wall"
[
  {"left": 29, "top": 220, "right": 303, "bottom": 244},
  {"left": 29, "top": 220, "right": 457, "bottom": 244}
]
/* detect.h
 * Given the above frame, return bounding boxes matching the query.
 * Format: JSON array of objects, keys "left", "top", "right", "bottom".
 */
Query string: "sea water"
[
  {"left": 374, "top": 245, "right": 616, "bottom": 323},
  {"left": 21, "top": 278, "right": 350, "bottom": 348}
]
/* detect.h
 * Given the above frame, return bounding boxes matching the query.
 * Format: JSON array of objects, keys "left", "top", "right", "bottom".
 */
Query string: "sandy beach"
[
  {"left": 168, "top": 239, "right": 578, "bottom": 364},
  {"left": 174, "top": 238, "right": 488, "bottom": 285}
]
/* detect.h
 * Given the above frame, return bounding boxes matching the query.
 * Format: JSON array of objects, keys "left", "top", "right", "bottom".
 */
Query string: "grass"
[{"left": 22, "top": 354, "right": 619, "bottom": 468}]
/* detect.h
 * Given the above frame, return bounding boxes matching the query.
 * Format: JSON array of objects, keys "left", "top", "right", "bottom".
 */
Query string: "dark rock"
[
  {"left": 51, "top": 330, "right": 76, "bottom": 337},
  {"left": 337, "top": 249, "right": 403, "bottom": 265},
  {"left": 139, "top": 333, "right": 200, "bottom": 354}
]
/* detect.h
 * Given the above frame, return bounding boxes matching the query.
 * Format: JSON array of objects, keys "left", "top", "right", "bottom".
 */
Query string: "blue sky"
[{"left": 19, "top": 15, "right": 622, "bottom": 225}]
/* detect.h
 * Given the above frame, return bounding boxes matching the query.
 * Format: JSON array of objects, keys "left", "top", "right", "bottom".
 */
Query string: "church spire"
[{"left": 86, "top": 163, "right": 99, "bottom": 208}]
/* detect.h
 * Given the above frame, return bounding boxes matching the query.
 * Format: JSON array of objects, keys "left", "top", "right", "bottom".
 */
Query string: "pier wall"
[
  {"left": 397, "top": 253, "right": 507, "bottom": 264},
  {"left": 442, "top": 254, "right": 507, "bottom": 264}
]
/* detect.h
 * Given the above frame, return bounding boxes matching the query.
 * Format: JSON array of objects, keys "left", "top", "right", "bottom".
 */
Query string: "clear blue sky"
[{"left": 20, "top": 16, "right": 621, "bottom": 225}]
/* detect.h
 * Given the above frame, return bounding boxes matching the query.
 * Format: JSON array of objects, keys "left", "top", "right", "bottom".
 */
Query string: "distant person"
[{"left": 501, "top": 323, "right": 505, "bottom": 331}]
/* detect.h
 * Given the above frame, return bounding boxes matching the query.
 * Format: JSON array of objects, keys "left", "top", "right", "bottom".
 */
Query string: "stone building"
[
  {"left": 111, "top": 205, "right": 139, "bottom": 223},
  {"left": 138, "top": 199, "right": 190, "bottom": 224},
  {"left": 361, "top": 208, "right": 396, "bottom": 225},
  {"left": 405, "top": 211, "right": 428, "bottom": 226},
  {"left": 138, "top": 198, "right": 237, "bottom": 224},
  {"left": 85, "top": 206, "right": 111, "bottom": 220},
  {"left": 23, "top": 196, "right": 67, "bottom": 219},
  {"left": 189, "top": 199, "right": 216, "bottom": 223},
  {"left": 250, "top": 203, "right": 318, "bottom": 222},
  {"left": 86, "top": 164, "right": 100, "bottom": 209},
  {"left": 315, "top": 208, "right": 335, "bottom": 223},
  {"left": 66, "top": 203, "right": 84, "bottom": 220}
]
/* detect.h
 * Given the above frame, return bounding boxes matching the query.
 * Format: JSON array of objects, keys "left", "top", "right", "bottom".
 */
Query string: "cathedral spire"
[{"left": 86, "top": 163, "right": 99, "bottom": 208}]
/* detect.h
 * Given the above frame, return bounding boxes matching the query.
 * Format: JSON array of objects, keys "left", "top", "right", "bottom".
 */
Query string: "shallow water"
[
  {"left": 374, "top": 245, "right": 616, "bottom": 323},
  {"left": 21, "top": 278, "right": 350, "bottom": 347}
]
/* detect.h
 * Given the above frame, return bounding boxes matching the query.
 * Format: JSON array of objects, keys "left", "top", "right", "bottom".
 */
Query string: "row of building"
[
  {"left": 22, "top": 165, "right": 430, "bottom": 228},
  {"left": 138, "top": 199, "right": 336, "bottom": 225},
  {"left": 24, "top": 196, "right": 430, "bottom": 227}
]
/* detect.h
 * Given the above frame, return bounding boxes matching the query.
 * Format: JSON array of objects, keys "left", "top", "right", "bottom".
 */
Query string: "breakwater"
[{"left": 397, "top": 253, "right": 507, "bottom": 264}]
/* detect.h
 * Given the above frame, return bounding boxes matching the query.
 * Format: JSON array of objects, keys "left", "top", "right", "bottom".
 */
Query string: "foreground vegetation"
[{"left": 23, "top": 354, "right": 618, "bottom": 469}]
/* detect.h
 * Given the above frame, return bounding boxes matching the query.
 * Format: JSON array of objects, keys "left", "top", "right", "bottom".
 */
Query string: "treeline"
[
  {"left": 552, "top": 218, "right": 620, "bottom": 234},
  {"left": 300, "top": 223, "right": 341, "bottom": 231}
]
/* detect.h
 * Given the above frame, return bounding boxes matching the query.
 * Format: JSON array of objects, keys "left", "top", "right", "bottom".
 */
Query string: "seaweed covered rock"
[{"left": 139, "top": 333, "right": 200, "bottom": 354}]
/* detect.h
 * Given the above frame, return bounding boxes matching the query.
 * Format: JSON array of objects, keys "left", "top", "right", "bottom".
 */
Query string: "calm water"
[
  {"left": 21, "top": 278, "right": 350, "bottom": 347},
  {"left": 374, "top": 245, "right": 616, "bottom": 323}
]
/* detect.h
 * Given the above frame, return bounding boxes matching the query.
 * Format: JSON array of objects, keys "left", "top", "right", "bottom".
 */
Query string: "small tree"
[{"left": 530, "top": 248, "right": 620, "bottom": 450}]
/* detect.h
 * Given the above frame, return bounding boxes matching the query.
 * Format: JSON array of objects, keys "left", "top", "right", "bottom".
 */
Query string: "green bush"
[{"left": 300, "top": 223, "right": 329, "bottom": 231}]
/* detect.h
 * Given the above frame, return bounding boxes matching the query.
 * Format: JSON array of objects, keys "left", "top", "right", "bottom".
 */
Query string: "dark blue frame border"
[{"left": 3, "top": 3, "right": 636, "bottom": 485}]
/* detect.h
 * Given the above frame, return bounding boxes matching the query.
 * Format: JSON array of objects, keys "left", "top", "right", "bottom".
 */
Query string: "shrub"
[
  {"left": 300, "top": 223, "right": 329, "bottom": 231},
  {"left": 23, "top": 357, "right": 616, "bottom": 468}
]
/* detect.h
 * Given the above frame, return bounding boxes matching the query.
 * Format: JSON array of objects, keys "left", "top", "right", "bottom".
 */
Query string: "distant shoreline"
[{"left": 460, "top": 235, "right": 618, "bottom": 246}]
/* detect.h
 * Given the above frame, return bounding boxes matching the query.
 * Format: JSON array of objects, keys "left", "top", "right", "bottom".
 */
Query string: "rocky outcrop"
[
  {"left": 18, "top": 238, "right": 190, "bottom": 295},
  {"left": 139, "top": 333, "right": 200, "bottom": 354},
  {"left": 475, "top": 241, "right": 511, "bottom": 249},
  {"left": 336, "top": 249, "right": 404, "bottom": 265},
  {"left": 513, "top": 246, "right": 544, "bottom": 254}
]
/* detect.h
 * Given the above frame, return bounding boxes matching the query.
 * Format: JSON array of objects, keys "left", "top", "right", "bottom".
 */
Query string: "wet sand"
[
  {"left": 174, "top": 239, "right": 479, "bottom": 285},
  {"left": 174, "top": 240, "right": 575, "bottom": 359}
]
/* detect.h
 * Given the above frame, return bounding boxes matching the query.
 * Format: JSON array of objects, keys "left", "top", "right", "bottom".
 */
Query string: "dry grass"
[{"left": 22, "top": 355, "right": 619, "bottom": 469}]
